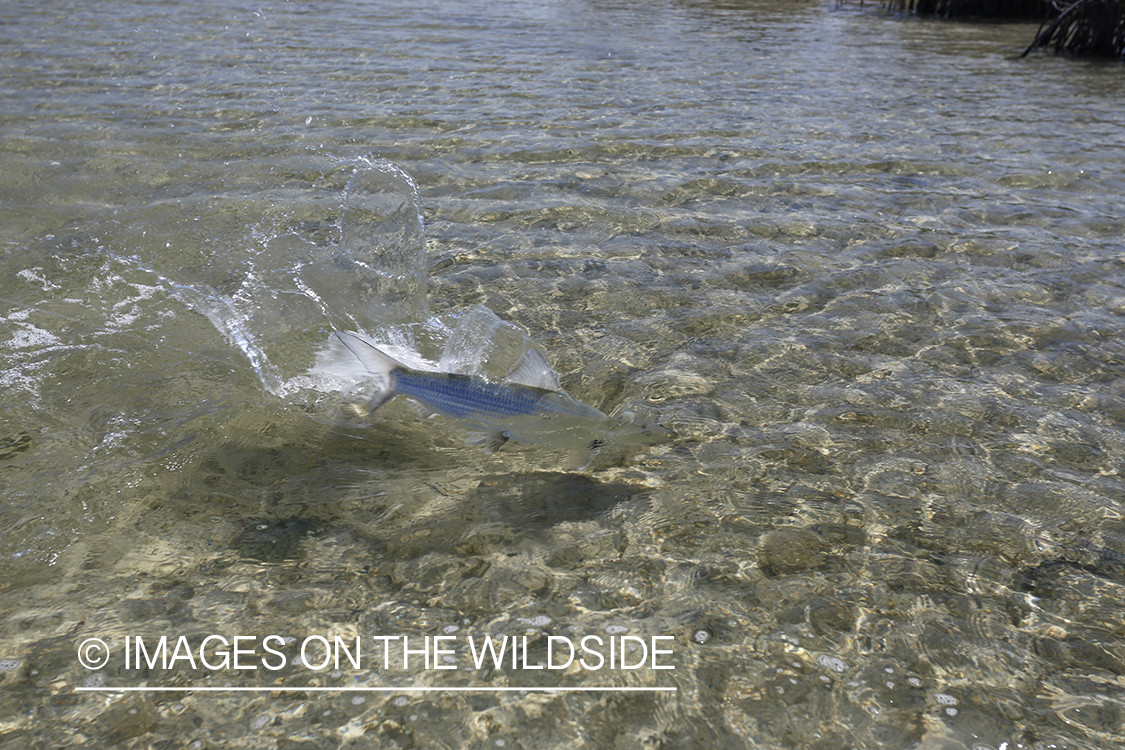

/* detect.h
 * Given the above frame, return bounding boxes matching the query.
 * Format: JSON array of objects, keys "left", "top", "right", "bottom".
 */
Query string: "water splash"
[
  {"left": 299, "top": 156, "right": 430, "bottom": 333},
  {"left": 439, "top": 305, "right": 561, "bottom": 390},
  {"left": 128, "top": 157, "right": 558, "bottom": 415}
]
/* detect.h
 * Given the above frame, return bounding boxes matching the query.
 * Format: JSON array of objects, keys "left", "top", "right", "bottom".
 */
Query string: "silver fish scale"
[{"left": 395, "top": 370, "right": 559, "bottom": 420}]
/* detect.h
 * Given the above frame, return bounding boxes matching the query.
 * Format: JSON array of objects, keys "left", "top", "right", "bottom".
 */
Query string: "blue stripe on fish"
[
  {"left": 334, "top": 330, "right": 669, "bottom": 468},
  {"left": 392, "top": 370, "right": 549, "bottom": 420}
]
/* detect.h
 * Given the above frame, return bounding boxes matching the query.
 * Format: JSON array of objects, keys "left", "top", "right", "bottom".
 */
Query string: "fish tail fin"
[{"left": 336, "top": 331, "right": 404, "bottom": 412}]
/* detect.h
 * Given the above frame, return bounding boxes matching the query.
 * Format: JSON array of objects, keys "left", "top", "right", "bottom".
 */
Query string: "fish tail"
[{"left": 336, "top": 331, "right": 404, "bottom": 412}]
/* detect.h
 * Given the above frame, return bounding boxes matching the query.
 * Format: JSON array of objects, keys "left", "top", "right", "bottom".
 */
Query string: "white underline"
[{"left": 76, "top": 686, "right": 676, "bottom": 693}]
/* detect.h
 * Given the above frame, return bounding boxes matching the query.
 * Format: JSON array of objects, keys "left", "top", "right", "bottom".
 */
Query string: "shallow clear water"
[{"left": 3, "top": 0, "right": 1125, "bottom": 748}]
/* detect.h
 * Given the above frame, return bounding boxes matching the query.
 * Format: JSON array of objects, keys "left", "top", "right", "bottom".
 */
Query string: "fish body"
[{"left": 336, "top": 331, "right": 670, "bottom": 467}]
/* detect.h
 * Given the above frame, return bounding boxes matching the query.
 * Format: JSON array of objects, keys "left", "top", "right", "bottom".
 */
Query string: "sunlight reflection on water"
[{"left": 2, "top": 0, "right": 1125, "bottom": 747}]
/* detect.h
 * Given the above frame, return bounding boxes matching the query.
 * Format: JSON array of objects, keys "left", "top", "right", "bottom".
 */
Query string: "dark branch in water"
[
  {"left": 846, "top": 0, "right": 1055, "bottom": 19},
  {"left": 839, "top": 0, "right": 1125, "bottom": 58},
  {"left": 1021, "top": 0, "right": 1125, "bottom": 58}
]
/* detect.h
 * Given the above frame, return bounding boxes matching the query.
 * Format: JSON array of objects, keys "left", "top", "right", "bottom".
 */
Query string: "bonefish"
[{"left": 336, "top": 331, "right": 670, "bottom": 468}]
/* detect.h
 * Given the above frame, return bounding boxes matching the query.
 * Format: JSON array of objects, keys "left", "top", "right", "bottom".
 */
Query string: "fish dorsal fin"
[{"left": 504, "top": 347, "right": 561, "bottom": 391}]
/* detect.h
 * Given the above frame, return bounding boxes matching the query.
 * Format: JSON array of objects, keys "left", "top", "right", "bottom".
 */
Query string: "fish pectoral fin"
[
  {"left": 485, "top": 431, "right": 510, "bottom": 453},
  {"left": 567, "top": 440, "right": 603, "bottom": 471},
  {"left": 410, "top": 402, "right": 439, "bottom": 419}
]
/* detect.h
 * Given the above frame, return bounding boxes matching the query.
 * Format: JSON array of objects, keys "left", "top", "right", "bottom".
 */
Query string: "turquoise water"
[{"left": 3, "top": 0, "right": 1125, "bottom": 748}]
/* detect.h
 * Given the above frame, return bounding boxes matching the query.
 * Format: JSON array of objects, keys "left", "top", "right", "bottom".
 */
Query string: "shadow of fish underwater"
[{"left": 336, "top": 331, "right": 671, "bottom": 469}]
